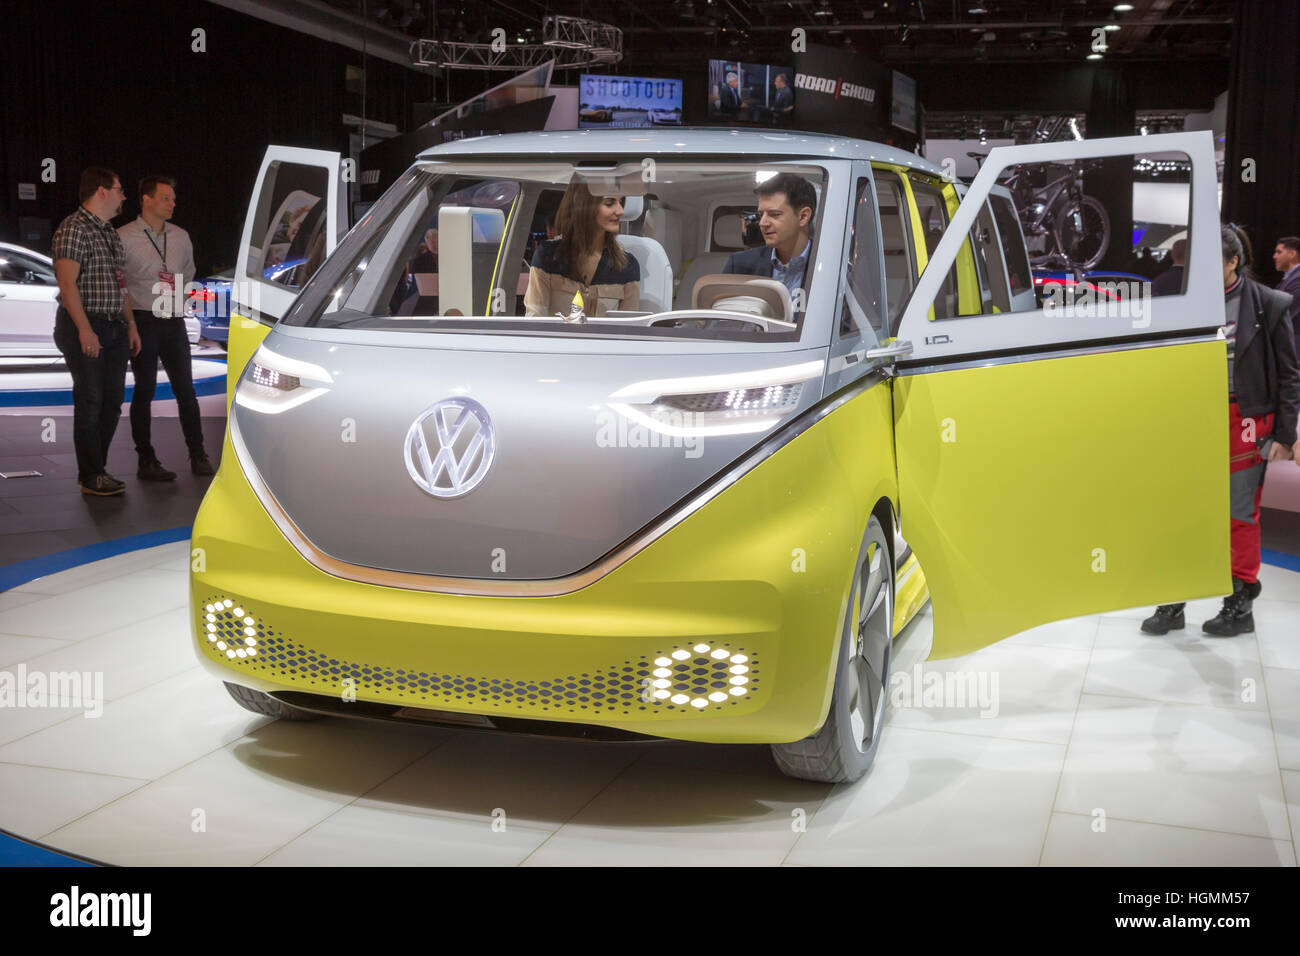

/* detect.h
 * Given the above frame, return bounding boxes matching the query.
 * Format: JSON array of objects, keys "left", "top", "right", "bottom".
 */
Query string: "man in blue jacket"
[{"left": 723, "top": 172, "right": 816, "bottom": 312}]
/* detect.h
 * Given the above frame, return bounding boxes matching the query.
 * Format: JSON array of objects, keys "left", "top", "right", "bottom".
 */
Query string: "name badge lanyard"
[
  {"left": 144, "top": 228, "right": 168, "bottom": 265},
  {"left": 145, "top": 228, "right": 177, "bottom": 315}
]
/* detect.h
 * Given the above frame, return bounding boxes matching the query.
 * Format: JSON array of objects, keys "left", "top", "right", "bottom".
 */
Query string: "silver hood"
[{"left": 233, "top": 330, "right": 827, "bottom": 581}]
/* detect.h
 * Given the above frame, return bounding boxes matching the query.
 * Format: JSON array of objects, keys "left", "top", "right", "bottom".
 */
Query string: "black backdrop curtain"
[
  {"left": 1085, "top": 67, "right": 1137, "bottom": 273},
  {"left": 0, "top": 0, "right": 431, "bottom": 274},
  {"left": 1222, "top": 0, "right": 1300, "bottom": 285}
]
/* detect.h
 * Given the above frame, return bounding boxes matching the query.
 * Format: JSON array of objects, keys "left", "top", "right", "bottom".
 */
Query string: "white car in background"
[
  {"left": 0, "top": 242, "right": 61, "bottom": 366},
  {"left": 0, "top": 241, "right": 200, "bottom": 369}
]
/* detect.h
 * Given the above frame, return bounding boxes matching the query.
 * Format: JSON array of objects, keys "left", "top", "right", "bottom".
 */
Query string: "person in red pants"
[{"left": 1143, "top": 224, "right": 1300, "bottom": 636}]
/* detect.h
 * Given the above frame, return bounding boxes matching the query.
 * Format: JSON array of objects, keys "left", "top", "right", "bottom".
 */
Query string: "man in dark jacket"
[
  {"left": 1273, "top": 236, "right": 1300, "bottom": 356},
  {"left": 1143, "top": 225, "right": 1299, "bottom": 637},
  {"left": 722, "top": 172, "right": 816, "bottom": 314}
]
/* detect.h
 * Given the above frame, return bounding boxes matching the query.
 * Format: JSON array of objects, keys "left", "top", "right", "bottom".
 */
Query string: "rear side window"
[
  {"left": 910, "top": 182, "right": 962, "bottom": 319},
  {"left": 872, "top": 171, "right": 915, "bottom": 327},
  {"left": 843, "top": 176, "right": 884, "bottom": 334},
  {"left": 990, "top": 195, "right": 1032, "bottom": 297}
]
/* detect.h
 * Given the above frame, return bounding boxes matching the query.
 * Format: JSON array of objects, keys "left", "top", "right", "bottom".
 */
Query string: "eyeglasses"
[{"left": 105, "top": 185, "right": 125, "bottom": 195}]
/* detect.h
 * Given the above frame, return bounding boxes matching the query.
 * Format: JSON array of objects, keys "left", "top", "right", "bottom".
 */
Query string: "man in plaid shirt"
[{"left": 52, "top": 167, "right": 142, "bottom": 496}]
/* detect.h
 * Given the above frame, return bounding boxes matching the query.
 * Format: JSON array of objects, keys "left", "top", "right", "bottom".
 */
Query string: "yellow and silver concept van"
[{"left": 192, "top": 129, "right": 1227, "bottom": 782}]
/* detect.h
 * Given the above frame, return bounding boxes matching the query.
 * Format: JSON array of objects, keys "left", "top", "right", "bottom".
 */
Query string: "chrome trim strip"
[
  {"left": 229, "top": 371, "right": 888, "bottom": 597},
  {"left": 894, "top": 330, "right": 1220, "bottom": 376}
]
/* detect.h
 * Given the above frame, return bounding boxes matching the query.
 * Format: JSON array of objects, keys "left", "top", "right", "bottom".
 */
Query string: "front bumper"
[{"left": 190, "top": 387, "right": 896, "bottom": 744}]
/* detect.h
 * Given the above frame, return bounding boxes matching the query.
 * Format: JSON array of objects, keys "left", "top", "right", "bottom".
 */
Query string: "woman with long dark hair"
[
  {"left": 1143, "top": 223, "right": 1300, "bottom": 637},
  {"left": 524, "top": 179, "right": 640, "bottom": 317}
]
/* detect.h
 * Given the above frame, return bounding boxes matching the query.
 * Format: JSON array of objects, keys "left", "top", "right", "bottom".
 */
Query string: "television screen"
[
  {"left": 578, "top": 74, "right": 683, "bottom": 128},
  {"left": 708, "top": 60, "right": 795, "bottom": 126}
]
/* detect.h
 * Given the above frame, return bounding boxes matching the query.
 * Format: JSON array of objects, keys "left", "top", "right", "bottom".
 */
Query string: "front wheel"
[{"left": 771, "top": 516, "right": 893, "bottom": 783}]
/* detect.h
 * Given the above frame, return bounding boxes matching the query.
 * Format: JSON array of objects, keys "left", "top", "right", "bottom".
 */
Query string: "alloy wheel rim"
[{"left": 847, "top": 538, "right": 891, "bottom": 754}]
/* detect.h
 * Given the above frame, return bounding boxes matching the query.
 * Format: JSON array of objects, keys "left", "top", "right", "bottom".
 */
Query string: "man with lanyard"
[
  {"left": 52, "top": 168, "right": 142, "bottom": 497},
  {"left": 722, "top": 172, "right": 816, "bottom": 316},
  {"left": 119, "top": 175, "right": 213, "bottom": 480}
]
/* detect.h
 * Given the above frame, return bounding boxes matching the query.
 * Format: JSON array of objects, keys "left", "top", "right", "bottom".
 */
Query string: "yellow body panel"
[
  {"left": 893, "top": 553, "right": 929, "bottom": 635},
  {"left": 895, "top": 340, "right": 1230, "bottom": 658},
  {"left": 193, "top": 377, "right": 901, "bottom": 744}
]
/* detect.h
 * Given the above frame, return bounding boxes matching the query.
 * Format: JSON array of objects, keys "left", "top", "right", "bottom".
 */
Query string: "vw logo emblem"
[{"left": 404, "top": 398, "right": 496, "bottom": 499}]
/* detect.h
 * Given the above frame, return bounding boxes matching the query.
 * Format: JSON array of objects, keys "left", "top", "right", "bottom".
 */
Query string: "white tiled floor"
[{"left": 0, "top": 541, "right": 1296, "bottom": 866}]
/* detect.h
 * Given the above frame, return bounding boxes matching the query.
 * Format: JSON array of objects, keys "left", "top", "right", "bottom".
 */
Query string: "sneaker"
[
  {"left": 1202, "top": 580, "right": 1254, "bottom": 637},
  {"left": 81, "top": 473, "right": 125, "bottom": 497},
  {"left": 1141, "top": 603, "right": 1185, "bottom": 635},
  {"left": 137, "top": 458, "right": 177, "bottom": 482},
  {"left": 190, "top": 454, "right": 214, "bottom": 477}
]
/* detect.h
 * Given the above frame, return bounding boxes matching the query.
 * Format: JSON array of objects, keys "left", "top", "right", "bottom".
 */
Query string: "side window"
[
  {"left": 872, "top": 171, "right": 915, "bottom": 328},
  {"left": 324, "top": 178, "right": 521, "bottom": 320},
  {"left": 246, "top": 161, "right": 330, "bottom": 291},
  {"left": 0, "top": 252, "right": 55, "bottom": 285},
  {"left": 842, "top": 176, "right": 884, "bottom": 336},
  {"left": 990, "top": 195, "right": 1032, "bottom": 298},
  {"left": 913, "top": 150, "right": 1190, "bottom": 325},
  {"left": 910, "top": 183, "right": 962, "bottom": 319}
]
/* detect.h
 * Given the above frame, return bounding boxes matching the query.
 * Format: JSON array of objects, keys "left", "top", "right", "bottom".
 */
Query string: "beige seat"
[{"left": 692, "top": 275, "right": 793, "bottom": 322}]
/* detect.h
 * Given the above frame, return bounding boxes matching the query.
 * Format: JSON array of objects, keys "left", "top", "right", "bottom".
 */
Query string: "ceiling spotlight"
[
  {"left": 1087, "top": 52, "right": 1103, "bottom": 60},
  {"left": 1140, "top": 124, "right": 1149, "bottom": 135},
  {"left": 1113, "top": 3, "right": 1134, "bottom": 11},
  {"left": 969, "top": 5, "right": 988, "bottom": 12},
  {"left": 1104, "top": 23, "right": 1121, "bottom": 31}
]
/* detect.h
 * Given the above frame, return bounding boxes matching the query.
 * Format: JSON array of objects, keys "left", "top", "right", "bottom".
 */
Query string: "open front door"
[
  {"left": 889, "top": 131, "right": 1228, "bottom": 658},
  {"left": 227, "top": 146, "right": 345, "bottom": 401}
]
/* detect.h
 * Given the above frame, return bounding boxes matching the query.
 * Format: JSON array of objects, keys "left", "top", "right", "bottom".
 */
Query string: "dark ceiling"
[{"left": 324, "top": 0, "right": 1236, "bottom": 65}]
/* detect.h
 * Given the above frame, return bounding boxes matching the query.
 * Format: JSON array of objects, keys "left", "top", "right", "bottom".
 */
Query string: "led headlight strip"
[
  {"left": 607, "top": 359, "right": 824, "bottom": 437},
  {"left": 234, "top": 344, "right": 335, "bottom": 415}
]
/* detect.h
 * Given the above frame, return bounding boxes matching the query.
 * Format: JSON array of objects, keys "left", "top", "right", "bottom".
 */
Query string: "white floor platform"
[{"left": 0, "top": 541, "right": 1297, "bottom": 866}]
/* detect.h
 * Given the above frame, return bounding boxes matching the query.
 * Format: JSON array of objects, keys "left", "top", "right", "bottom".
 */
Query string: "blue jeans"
[
  {"left": 129, "top": 310, "right": 205, "bottom": 462},
  {"left": 53, "top": 307, "right": 129, "bottom": 483}
]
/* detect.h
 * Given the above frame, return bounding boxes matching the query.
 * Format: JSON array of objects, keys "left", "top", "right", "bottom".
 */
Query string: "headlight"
[
  {"left": 234, "top": 345, "right": 334, "bottom": 414},
  {"left": 607, "top": 359, "right": 823, "bottom": 437}
]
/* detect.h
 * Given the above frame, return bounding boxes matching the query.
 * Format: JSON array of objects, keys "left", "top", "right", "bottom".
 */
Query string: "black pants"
[
  {"left": 53, "top": 307, "right": 129, "bottom": 483},
  {"left": 129, "top": 310, "right": 205, "bottom": 463}
]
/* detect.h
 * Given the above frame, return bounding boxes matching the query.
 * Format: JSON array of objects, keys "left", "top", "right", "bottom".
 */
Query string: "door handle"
[{"left": 864, "top": 339, "right": 914, "bottom": 363}]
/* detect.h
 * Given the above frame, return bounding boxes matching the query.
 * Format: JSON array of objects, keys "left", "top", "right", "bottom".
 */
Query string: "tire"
[
  {"left": 771, "top": 515, "right": 893, "bottom": 783},
  {"left": 1053, "top": 195, "right": 1110, "bottom": 270},
  {"left": 223, "top": 681, "right": 322, "bottom": 721}
]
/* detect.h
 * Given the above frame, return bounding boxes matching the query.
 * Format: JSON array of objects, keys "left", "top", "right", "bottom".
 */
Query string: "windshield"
[{"left": 281, "top": 159, "right": 829, "bottom": 342}]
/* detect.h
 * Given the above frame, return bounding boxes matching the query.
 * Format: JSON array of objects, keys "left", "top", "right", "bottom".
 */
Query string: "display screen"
[
  {"left": 578, "top": 74, "right": 682, "bottom": 128},
  {"left": 707, "top": 60, "right": 795, "bottom": 126}
]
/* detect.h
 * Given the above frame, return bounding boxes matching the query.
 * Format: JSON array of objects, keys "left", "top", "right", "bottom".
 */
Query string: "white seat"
[
  {"left": 618, "top": 235, "right": 673, "bottom": 313},
  {"left": 673, "top": 252, "right": 732, "bottom": 310}
]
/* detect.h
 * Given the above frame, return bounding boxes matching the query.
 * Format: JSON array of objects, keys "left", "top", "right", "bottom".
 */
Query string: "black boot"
[
  {"left": 1202, "top": 579, "right": 1254, "bottom": 637},
  {"left": 1141, "top": 603, "right": 1186, "bottom": 635}
]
